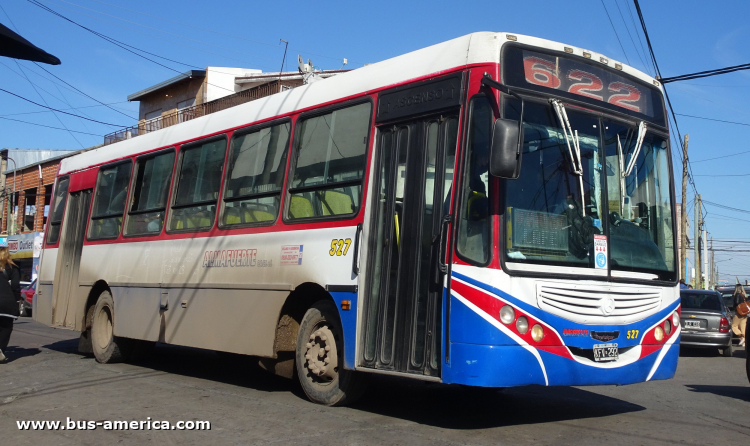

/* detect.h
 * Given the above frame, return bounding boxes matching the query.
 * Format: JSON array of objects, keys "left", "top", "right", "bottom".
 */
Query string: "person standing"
[
  {"left": 731, "top": 284, "right": 748, "bottom": 347},
  {"left": 0, "top": 247, "right": 21, "bottom": 362}
]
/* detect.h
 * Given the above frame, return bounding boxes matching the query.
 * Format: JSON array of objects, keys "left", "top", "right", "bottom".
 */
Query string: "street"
[{"left": 1, "top": 319, "right": 748, "bottom": 445}]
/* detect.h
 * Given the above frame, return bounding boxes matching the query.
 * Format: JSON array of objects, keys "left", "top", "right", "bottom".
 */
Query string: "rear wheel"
[
  {"left": 91, "top": 291, "right": 132, "bottom": 363},
  {"left": 295, "top": 300, "right": 367, "bottom": 406},
  {"left": 721, "top": 345, "right": 733, "bottom": 357}
]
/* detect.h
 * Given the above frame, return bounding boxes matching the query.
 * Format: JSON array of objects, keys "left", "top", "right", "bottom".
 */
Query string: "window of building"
[
  {"left": 23, "top": 188, "right": 36, "bottom": 232},
  {"left": 46, "top": 177, "right": 69, "bottom": 244},
  {"left": 89, "top": 161, "right": 132, "bottom": 240},
  {"left": 287, "top": 102, "right": 371, "bottom": 220},
  {"left": 222, "top": 121, "right": 290, "bottom": 226},
  {"left": 168, "top": 137, "right": 227, "bottom": 231},
  {"left": 125, "top": 150, "right": 175, "bottom": 236}
]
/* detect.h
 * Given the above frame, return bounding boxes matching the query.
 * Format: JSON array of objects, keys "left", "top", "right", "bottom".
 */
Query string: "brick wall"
[{"left": 2, "top": 160, "right": 59, "bottom": 234}]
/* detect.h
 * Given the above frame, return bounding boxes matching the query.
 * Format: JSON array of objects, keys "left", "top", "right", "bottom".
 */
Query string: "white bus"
[{"left": 36, "top": 32, "right": 680, "bottom": 406}]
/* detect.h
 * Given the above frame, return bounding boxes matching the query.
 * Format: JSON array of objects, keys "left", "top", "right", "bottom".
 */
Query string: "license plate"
[
  {"left": 684, "top": 320, "right": 701, "bottom": 329},
  {"left": 593, "top": 343, "right": 619, "bottom": 362}
]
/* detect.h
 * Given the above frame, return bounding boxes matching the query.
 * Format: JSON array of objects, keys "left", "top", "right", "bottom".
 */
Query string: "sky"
[{"left": 1, "top": 0, "right": 749, "bottom": 284}]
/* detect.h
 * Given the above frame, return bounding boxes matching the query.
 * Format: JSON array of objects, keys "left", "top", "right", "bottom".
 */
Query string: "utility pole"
[
  {"left": 708, "top": 235, "right": 716, "bottom": 290},
  {"left": 680, "top": 134, "right": 689, "bottom": 282},
  {"left": 703, "top": 228, "right": 709, "bottom": 289},
  {"left": 694, "top": 194, "right": 702, "bottom": 288}
]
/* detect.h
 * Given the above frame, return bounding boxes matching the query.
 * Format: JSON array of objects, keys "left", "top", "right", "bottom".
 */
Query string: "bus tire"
[
  {"left": 91, "top": 291, "right": 131, "bottom": 363},
  {"left": 295, "top": 300, "right": 367, "bottom": 406}
]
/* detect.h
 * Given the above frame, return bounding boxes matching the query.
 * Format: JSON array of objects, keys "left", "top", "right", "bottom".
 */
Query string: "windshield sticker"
[
  {"left": 281, "top": 245, "right": 303, "bottom": 266},
  {"left": 594, "top": 235, "right": 608, "bottom": 269}
]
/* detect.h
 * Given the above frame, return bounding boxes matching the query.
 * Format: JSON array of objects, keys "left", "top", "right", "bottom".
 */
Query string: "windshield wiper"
[
  {"left": 550, "top": 99, "right": 585, "bottom": 216},
  {"left": 623, "top": 121, "right": 647, "bottom": 177}
]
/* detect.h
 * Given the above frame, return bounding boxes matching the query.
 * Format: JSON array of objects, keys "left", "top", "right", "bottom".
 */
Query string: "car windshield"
[
  {"left": 681, "top": 294, "right": 723, "bottom": 312},
  {"left": 504, "top": 99, "right": 675, "bottom": 279}
]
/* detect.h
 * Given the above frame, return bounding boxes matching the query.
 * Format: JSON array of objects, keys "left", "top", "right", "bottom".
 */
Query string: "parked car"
[
  {"left": 679, "top": 290, "right": 733, "bottom": 357},
  {"left": 18, "top": 279, "right": 35, "bottom": 317}
]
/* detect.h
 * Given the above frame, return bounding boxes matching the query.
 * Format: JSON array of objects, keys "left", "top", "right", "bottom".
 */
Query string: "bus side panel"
[
  {"left": 162, "top": 288, "right": 287, "bottom": 356},
  {"left": 34, "top": 247, "right": 58, "bottom": 326},
  {"left": 77, "top": 227, "right": 358, "bottom": 356},
  {"left": 110, "top": 287, "right": 161, "bottom": 342}
]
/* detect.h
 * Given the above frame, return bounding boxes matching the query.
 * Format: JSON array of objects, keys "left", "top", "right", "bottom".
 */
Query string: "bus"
[{"left": 34, "top": 32, "right": 680, "bottom": 406}]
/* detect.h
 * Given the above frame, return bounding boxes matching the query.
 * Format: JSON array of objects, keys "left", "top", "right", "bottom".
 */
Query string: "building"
[
  {"left": 0, "top": 148, "right": 88, "bottom": 279},
  {"left": 104, "top": 67, "right": 347, "bottom": 145}
]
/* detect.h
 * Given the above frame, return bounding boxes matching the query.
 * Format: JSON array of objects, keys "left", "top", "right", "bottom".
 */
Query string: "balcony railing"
[{"left": 104, "top": 80, "right": 299, "bottom": 145}]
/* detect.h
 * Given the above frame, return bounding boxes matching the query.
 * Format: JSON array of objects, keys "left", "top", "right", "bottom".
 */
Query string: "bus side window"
[
  {"left": 287, "top": 102, "right": 371, "bottom": 220},
  {"left": 89, "top": 161, "right": 133, "bottom": 240},
  {"left": 456, "top": 97, "right": 492, "bottom": 264},
  {"left": 124, "top": 149, "right": 176, "bottom": 236},
  {"left": 46, "top": 176, "right": 70, "bottom": 244},
  {"left": 168, "top": 137, "right": 227, "bottom": 232},
  {"left": 221, "top": 121, "right": 290, "bottom": 226}
]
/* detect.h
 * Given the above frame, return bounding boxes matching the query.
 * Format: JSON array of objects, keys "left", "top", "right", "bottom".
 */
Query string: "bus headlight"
[
  {"left": 531, "top": 324, "right": 544, "bottom": 342},
  {"left": 500, "top": 305, "right": 515, "bottom": 325},
  {"left": 672, "top": 310, "right": 680, "bottom": 328},
  {"left": 516, "top": 316, "right": 529, "bottom": 334},
  {"left": 654, "top": 326, "right": 665, "bottom": 342},
  {"left": 664, "top": 319, "right": 672, "bottom": 335}
]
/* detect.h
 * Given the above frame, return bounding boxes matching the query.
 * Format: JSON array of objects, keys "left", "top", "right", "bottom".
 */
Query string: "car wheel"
[
  {"left": 721, "top": 344, "right": 733, "bottom": 357},
  {"left": 295, "top": 300, "right": 368, "bottom": 406},
  {"left": 91, "top": 290, "right": 132, "bottom": 363}
]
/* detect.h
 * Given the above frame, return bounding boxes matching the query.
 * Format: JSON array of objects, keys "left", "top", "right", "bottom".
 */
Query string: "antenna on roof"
[
  {"left": 278, "top": 39, "right": 289, "bottom": 81},
  {"left": 298, "top": 55, "right": 318, "bottom": 84},
  {"left": 340, "top": 58, "right": 347, "bottom": 70}
]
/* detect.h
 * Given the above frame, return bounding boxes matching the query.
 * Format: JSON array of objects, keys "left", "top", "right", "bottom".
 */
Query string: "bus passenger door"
[
  {"left": 51, "top": 189, "right": 91, "bottom": 329},
  {"left": 361, "top": 115, "right": 459, "bottom": 377}
]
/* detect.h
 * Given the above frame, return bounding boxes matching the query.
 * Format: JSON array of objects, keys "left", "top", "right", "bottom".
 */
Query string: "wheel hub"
[{"left": 304, "top": 325, "right": 338, "bottom": 381}]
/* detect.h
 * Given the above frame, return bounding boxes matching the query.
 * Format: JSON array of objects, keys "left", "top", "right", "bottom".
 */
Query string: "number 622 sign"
[{"left": 522, "top": 55, "right": 645, "bottom": 113}]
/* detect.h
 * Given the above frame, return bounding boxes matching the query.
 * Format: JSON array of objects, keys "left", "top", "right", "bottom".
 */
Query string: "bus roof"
[{"left": 59, "top": 32, "right": 660, "bottom": 175}]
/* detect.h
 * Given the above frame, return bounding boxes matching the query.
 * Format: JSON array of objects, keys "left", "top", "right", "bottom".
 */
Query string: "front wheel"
[{"left": 295, "top": 300, "right": 367, "bottom": 406}]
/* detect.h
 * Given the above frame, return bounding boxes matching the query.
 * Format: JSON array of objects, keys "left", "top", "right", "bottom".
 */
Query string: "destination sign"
[
  {"left": 503, "top": 47, "right": 666, "bottom": 127},
  {"left": 376, "top": 74, "right": 463, "bottom": 123}
]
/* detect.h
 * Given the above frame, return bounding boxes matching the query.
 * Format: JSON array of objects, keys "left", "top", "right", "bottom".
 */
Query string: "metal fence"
[{"left": 104, "top": 80, "right": 299, "bottom": 145}]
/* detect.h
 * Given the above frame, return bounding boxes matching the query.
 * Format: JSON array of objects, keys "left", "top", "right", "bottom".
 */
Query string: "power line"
[
  {"left": 27, "top": 0, "right": 237, "bottom": 94},
  {"left": 11, "top": 60, "right": 86, "bottom": 148},
  {"left": 0, "top": 88, "right": 125, "bottom": 126},
  {"left": 1, "top": 101, "right": 134, "bottom": 117},
  {"left": 675, "top": 113, "right": 750, "bottom": 128},
  {"left": 703, "top": 200, "right": 750, "bottom": 215},
  {"left": 32, "top": 62, "right": 136, "bottom": 120},
  {"left": 623, "top": 0, "right": 654, "bottom": 75},
  {"left": 692, "top": 149, "right": 750, "bottom": 163},
  {"left": 633, "top": 0, "right": 698, "bottom": 196},
  {"left": 660, "top": 62, "right": 750, "bottom": 84},
  {"left": 613, "top": 0, "right": 648, "bottom": 70},
  {"left": 81, "top": 0, "right": 347, "bottom": 63},
  {"left": 39, "top": 0, "right": 278, "bottom": 65},
  {"left": 600, "top": 0, "right": 631, "bottom": 65},
  {"left": 0, "top": 116, "right": 102, "bottom": 136},
  {"left": 693, "top": 173, "right": 750, "bottom": 177}
]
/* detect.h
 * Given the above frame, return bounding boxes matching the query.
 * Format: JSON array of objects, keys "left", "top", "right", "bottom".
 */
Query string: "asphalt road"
[{"left": 2, "top": 319, "right": 749, "bottom": 445}]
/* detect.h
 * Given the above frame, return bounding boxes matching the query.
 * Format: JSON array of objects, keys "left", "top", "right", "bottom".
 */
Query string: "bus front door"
[
  {"left": 361, "top": 115, "right": 458, "bottom": 377},
  {"left": 51, "top": 189, "right": 91, "bottom": 329}
]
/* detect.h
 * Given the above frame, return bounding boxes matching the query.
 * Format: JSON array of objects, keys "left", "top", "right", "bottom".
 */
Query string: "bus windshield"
[{"left": 504, "top": 99, "right": 675, "bottom": 279}]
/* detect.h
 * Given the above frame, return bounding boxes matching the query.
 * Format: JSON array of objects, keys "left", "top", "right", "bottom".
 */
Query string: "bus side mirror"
[{"left": 489, "top": 118, "right": 522, "bottom": 179}]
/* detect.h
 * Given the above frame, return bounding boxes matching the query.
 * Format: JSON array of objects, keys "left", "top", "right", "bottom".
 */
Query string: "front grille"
[{"left": 537, "top": 283, "right": 661, "bottom": 324}]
